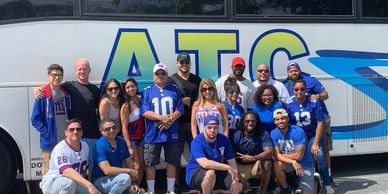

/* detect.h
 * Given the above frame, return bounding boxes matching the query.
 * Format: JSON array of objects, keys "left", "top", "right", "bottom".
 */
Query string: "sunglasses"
[
  {"left": 294, "top": 88, "right": 306, "bottom": 92},
  {"left": 257, "top": 69, "right": 270, "bottom": 73},
  {"left": 244, "top": 119, "right": 257, "bottom": 124},
  {"left": 155, "top": 71, "right": 167, "bottom": 76},
  {"left": 50, "top": 73, "right": 63, "bottom": 78},
  {"left": 103, "top": 126, "right": 117, "bottom": 132},
  {"left": 67, "top": 127, "right": 82, "bottom": 132},
  {"left": 201, "top": 87, "right": 215, "bottom": 93},
  {"left": 205, "top": 125, "right": 218, "bottom": 130},
  {"left": 227, "top": 90, "right": 240, "bottom": 95},
  {"left": 108, "top": 87, "right": 120, "bottom": 92}
]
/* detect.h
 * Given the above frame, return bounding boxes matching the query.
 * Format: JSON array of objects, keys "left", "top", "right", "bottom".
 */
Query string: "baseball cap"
[
  {"left": 153, "top": 63, "right": 168, "bottom": 73},
  {"left": 273, "top": 109, "right": 289, "bottom": 119},
  {"left": 177, "top": 53, "right": 191, "bottom": 62},
  {"left": 231, "top": 56, "right": 245, "bottom": 67},
  {"left": 287, "top": 62, "right": 301, "bottom": 72},
  {"left": 203, "top": 115, "right": 219, "bottom": 126}
]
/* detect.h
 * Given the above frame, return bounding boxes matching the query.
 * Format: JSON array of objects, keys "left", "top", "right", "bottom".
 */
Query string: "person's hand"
[
  {"left": 311, "top": 143, "right": 319, "bottom": 157},
  {"left": 227, "top": 166, "right": 239, "bottom": 182},
  {"left": 292, "top": 161, "right": 305, "bottom": 176},
  {"left": 159, "top": 115, "right": 171, "bottom": 124},
  {"left": 310, "top": 94, "right": 320, "bottom": 100},
  {"left": 128, "top": 169, "right": 139, "bottom": 180},
  {"left": 182, "top": 97, "right": 191, "bottom": 106},
  {"left": 236, "top": 152, "right": 255, "bottom": 163},
  {"left": 86, "top": 183, "right": 101, "bottom": 194},
  {"left": 33, "top": 87, "right": 44, "bottom": 99}
]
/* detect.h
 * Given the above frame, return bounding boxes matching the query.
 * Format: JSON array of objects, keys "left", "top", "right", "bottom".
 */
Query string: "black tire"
[{"left": 0, "top": 140, "right": 16, "bottom": 194}]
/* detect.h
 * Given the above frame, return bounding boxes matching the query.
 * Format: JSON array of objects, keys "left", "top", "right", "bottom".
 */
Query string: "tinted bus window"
[
  {"left": 82, "top": 0, "right": 225, "bottom": 16},
  {"left": 0, "top": 0, "right": 73, "bottom": 21},
  {"left": 236, "top": 0, "right": 353, "bottom": 16},
  {"left": 363, "top": 0, "right": 388, "bottom": 18}
]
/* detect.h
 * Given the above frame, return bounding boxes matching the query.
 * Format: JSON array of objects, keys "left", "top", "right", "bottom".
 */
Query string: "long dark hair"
[
  {"left": 122, "top": 76, "right": 140, "bottom": 109},
  {"left": 253, "top": 84, "right": 279, "bottom": 105},
  {"left": 237, "top": 110, "right": 262, "bottom": 136},
  {"left": 100, "top": 78, "right": 125, "bottom": 107}
]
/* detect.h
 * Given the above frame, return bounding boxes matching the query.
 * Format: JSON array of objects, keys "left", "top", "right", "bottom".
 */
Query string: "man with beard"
[
  {"left": 282, "top": 62, "right": 334, "bottom": 189},
  {"left": 215, "top": 56, "right": 255, "bottom": 111},
  {"left": 252, "top": 63, "right": 290, "bottom": 104},
  {"left": 167, "top": 52, "right": 202, "bottom": 190},
  {"left": 186, "top": 115, "right": 242, "bottom": 194},
  {"left": 271, "top": 109, "right": 314, "bottom": 194}
]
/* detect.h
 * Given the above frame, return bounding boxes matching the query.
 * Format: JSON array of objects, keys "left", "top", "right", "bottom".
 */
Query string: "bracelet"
[
  {"left": 292, "top": 160, "right": 297, "bottom": 166},
  {"left": 251, "top": 156, "right": 256, "bottom": 162}
]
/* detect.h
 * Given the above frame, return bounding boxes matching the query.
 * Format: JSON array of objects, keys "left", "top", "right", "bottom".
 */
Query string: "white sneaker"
[{"left": 325, "top": 185, "right": 335, "bottom": 194}]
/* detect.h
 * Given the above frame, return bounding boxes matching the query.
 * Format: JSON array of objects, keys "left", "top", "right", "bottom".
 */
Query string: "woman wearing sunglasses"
[
  {"left": 191, "top": 79, "right": 229, "bottom": 138},
  {"left": 99, "top": 78, "right": 124, "bottom": 130}
]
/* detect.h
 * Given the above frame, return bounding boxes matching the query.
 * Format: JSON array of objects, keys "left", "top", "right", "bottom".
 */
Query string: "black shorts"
[{"left": 189, "top": 168, "right": 232, "bottom": 191}]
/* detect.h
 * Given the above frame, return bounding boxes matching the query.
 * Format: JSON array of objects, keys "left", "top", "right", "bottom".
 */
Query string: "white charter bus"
[{"left": 1, "top": 0, "right": 388, "bottom": 192}]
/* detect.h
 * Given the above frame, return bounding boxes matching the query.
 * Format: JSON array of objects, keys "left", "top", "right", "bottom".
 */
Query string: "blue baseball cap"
[
  {"left": 287, "top": 62, "right": 301, "bottom": 72},
  {"left": 203, "top": 115, "right": 219, "bottom": 126}
]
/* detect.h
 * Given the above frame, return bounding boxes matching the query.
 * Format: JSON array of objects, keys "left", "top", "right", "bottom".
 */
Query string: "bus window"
[
  {"left": 235, "top": 0, "right": 353, "bottom": 16},
  {"left": 362, "top": 0, "right": 388, "bottom": 18},
  {"left": 0, "top": 0, "right": 73, "bottom": 21},
  {"left": 82, "top": 0, "right": 225, "bottom": 16}
]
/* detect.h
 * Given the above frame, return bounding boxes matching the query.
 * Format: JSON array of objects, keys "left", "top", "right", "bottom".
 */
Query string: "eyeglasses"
[
  {"left": 103, "top": 126, "right": 117, "bottom": 132},
  {"left": 244, "top": 120, "right": 257, "bottom": 124},
  {"left": 257, "top": 69, "right": 270, "bottom": 73},
  {"left": 227, "top": 90, "right": 240, "bottom": 95},
  {"left": 155, "top": 71, "right": 167, "bottom": 76},
  {"left": 67, "top": 127, "right": 82, "bottom": 132},
  {"left": 201, "top": 87, "right": 215, "bottom": 93},
  {"left": 108, "top": 87, "right": 120, "bottom": 92},
  {"left": 205, "top": 125, "right": 218, "bottom": 130},
  {"left": 294, "top": 88, "right": 306, "bottom": 92},
  {"left": 50, "top": 73, "right": 63, "bottom": 78}
]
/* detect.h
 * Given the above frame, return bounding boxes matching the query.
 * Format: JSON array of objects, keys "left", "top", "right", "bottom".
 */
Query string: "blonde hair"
[{"left": 195, "top": 79, "right": 221, "bottom": 107}]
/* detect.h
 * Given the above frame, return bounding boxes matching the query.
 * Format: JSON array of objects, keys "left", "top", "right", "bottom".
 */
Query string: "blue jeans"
[
  {"left": 82, "top": 138, "right": 98, "bottom": 171},
  {"left": 44, "top": 176, "right": 89, "bottom": 194},
  {"left": 308, "top": 137, "right": 331, "bottom": 186},
  {"left": 93, "top": 173, "right": 131, "bottom": 194}
]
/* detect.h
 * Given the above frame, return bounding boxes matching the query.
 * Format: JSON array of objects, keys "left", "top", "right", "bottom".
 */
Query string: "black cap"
[{"left": 177, "top": 53, "right": 191, "bottom": 62}]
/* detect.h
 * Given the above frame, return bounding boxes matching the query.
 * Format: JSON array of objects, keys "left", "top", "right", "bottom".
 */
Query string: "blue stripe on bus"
[{"left": 316, "top": 50, "right": 388, "bottom": 59}]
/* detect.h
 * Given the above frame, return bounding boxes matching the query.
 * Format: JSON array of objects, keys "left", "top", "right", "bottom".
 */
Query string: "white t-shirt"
[
  {"left": 252, "top": 79, "right": 291, "bottom": 104},
  {"left": 215, "top": 74, "right": 254, "bottom": 111},
  {"left": 40, "top": 140, "right": 89, "bottom": 193}
]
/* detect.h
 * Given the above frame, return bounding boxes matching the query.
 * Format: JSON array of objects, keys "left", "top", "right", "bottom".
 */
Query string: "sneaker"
[
  {"left": 166, "top": 191, "right": 176, "bottom": 194},
  {"left": 272, "top": 186, "right": 292, "bottom": 194},
  {"left": 325, "top": 185, "right": 335, "bottom": 194}
]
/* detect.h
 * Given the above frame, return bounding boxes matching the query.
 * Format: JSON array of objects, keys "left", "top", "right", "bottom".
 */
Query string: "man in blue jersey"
[
  {"left": 140, "top": 63, "right": 183, "bottom": 194},
  {"left": 284, "top": 79, "right": 334, "bottom": 193},
  {"left": 186, "top": 115, "right": 242, "bottom": 194},
  {"left": 271, "top": 109, "right": 314, "bottom": 194},
  {"left": 232, "top": 111, "right": 273, "bottom": 194},
  {"left": 283, "top": 62, "right": 333, "bottom": 176},
  {"left": 92, "top": 118, "right": 139, "bottom": 194}
]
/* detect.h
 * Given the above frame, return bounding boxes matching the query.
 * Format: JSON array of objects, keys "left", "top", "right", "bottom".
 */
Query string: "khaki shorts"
[
  {"left": 42, "top": 151, "right": 51, "bottom": 175},
  {"left": 237, "top": 160, "right": 261, "bottom": 181},
  {"left": 322, "top": 116, "right": 333, "bottom": 151}
]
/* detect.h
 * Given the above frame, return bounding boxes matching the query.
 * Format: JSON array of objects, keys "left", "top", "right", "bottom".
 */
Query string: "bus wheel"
[{"left": 0, "top": 140, "right": 16, "bottom": 193}]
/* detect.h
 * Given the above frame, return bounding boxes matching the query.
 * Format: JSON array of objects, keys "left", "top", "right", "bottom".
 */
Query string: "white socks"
[
  {"left": 167, "top": 177, "right": 176, "bottom": 192},
  {"left": 147, "top": 180, "right": 155, "bottom": 192}
]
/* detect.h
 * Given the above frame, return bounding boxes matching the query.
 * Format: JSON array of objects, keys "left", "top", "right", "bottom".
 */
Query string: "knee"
[
  {"left": 262, "top": 160, "right": 272, "bottom": 171},
  {"left": 203, "top": 170, "right": 216, "bottom": 182},
  {"left": 61, "top": 178, "right": 77, "bottom": 192},
  {"left": 117, "top": 173, "right": 131, "bottom": 186}
]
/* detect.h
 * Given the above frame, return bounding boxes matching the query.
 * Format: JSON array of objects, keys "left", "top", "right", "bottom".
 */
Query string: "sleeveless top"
[
  {"left": 195, "top": 105, "right": 224, "bottom": 134},
  {"left": 127, "top": 107, "right": 145, "bottom": 140},
  {"left": 105, "top": 97, "right": 120, "bottom": 128}
]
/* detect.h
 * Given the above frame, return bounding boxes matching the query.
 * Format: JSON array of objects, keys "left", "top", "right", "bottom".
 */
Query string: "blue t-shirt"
[
  {"left": 285, "top": 96, "right": 325, "bottom": 139},
  {"left": 283, "top": 75, "right": 329, "bottom": 116},
  {"left": 140, "top": 84, "right": 184, "bottom": 144},
  {"left": 252, "top": 101, "right": 282, "bottom": 133},
  {"left": 270, "top": 125, "right": 313, "bottom": 167},
  {"left": 91, "top": 136, "right": 130, "bottom": 181},
  {"left": 185, "top": 133, "right": 234, "bottom": 185},
  {"left": 224, "top": 100, "right": 245, "bottom": 138},
  {"left": 232, "top": 130, "right": 273, "bottom": 164}
]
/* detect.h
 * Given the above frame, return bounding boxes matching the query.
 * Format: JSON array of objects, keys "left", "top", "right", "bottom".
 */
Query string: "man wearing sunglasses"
[
  {"left": 215, "top": 56, "right": 255, "bottom": 111},
  {"left": 252, "top": 63, "right": 290, "bottom": 104},
  {"left": 40, "top": 119, "right": 100, "bottom": 194},
  {"left": 31, "top": 64, "right": 71, "bottom": 175},
  {"left": 140, "top": 63, "right": 184, "bottom": 194},
  {"left": 91, "top": 118, "right": 139, "bottom": 194}
]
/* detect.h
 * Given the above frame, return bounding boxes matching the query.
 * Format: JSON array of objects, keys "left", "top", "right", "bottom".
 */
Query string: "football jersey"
[
  {"left": 195, "top": 105, "right": 224, "bottom": 134},
  {"left": 40, "top": 140, "right": 89, "bottom": 192},
  {"left": 140, "top": 84, "right": 183, "bottom": 144},
  {"left": 223, "top": 100, "right": 244, "bottom": 137},
  {"left": 285, "top": 96, "right": 325, "bottom": 139}
]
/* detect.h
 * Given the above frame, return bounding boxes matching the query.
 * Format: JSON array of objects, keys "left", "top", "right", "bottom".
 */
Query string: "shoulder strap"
[{"left": 170, "top": 74, "right": 186, "bottom": 96}]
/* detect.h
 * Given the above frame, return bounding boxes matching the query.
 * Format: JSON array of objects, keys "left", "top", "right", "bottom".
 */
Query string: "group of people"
[{"left": 31, "top": 54, "right": 335, "bottom": 194}]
